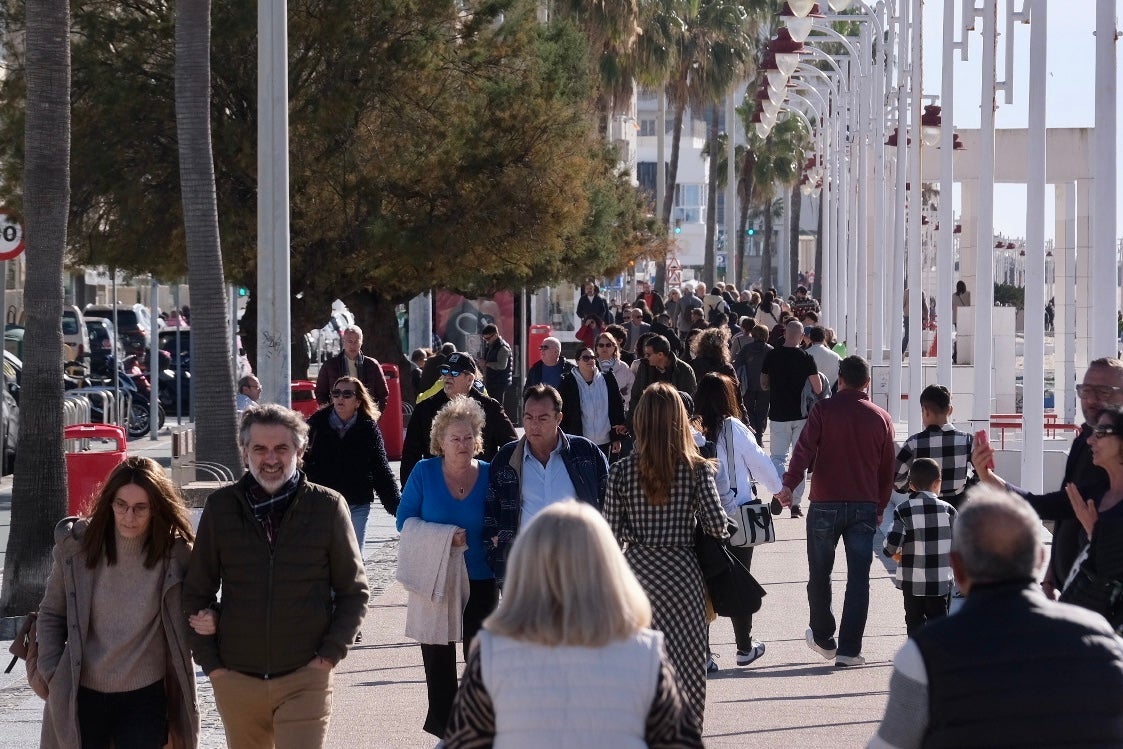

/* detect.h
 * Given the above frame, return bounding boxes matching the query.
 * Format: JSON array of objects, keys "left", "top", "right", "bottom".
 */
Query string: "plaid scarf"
[{"left": 244, "top": 470, "right": 303, "bottom": 548}]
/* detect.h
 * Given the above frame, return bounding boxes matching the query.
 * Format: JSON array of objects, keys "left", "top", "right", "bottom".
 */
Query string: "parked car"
[
  {"left": 62, "top": 305, "right": 91, "bottom": 369},
  {"left": 83, "top": 304, "right": 152, "bottom": 356},
  {"left": 1, "top": 350, "right": 19, "bottom": 474}
]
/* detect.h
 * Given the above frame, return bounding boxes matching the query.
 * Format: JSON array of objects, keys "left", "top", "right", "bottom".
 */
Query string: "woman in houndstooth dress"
[{"left": 605, "top": 382, "right": 729, "bottom": 728}]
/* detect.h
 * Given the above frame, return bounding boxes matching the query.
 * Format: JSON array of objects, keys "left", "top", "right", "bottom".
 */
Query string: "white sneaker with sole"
[
  {"left": 736, "top": 641, "right": 766, "bottom": 666},
  {"left": 835, "top": 655, "right": 866, "bottom": 667},
  {"left": 805, "top": 628, "right": 837, "bottom": 660}
]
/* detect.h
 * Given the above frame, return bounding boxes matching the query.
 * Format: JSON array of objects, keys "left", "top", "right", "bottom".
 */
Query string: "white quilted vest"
[{"left": 478, "top": 628, "right": 664, "bottom": 749}]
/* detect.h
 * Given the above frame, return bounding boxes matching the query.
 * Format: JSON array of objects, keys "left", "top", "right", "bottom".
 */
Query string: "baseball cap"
[{"left": 443, "top": 352, "right": 477, "bottom": 376}]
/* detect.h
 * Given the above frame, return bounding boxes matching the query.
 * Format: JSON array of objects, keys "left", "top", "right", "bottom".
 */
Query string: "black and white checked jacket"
[
  {"left": 884, "top": 490, "right": 957, "bottom": 597},
  {"left": 894, "top": 423, "right": 975, "bottom": 504}
]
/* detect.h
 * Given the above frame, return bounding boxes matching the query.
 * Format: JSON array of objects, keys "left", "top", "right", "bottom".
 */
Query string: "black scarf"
[{"left": 244, "top": 470, "right": 303, "bottom": 548}]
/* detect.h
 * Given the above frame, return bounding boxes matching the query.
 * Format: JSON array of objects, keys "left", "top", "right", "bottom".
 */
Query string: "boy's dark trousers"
[{"left": 903, "top": 591, "right": 950, "bottom": 636}]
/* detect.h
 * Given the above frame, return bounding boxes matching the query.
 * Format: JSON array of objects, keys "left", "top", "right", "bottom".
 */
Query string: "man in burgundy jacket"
[{"left": 776, "top": 355, "right": 895, "bottom": 668}]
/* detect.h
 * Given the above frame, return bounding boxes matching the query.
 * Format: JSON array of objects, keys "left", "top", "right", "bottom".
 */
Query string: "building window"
[
  {"left": 673, "top": 184, "right": 705, "bottom": 224},
  {"left": 637, "top": 162, "right": 658, "bottom": 197},
  {"left": 639, "top": 118, "right": 657, "bottom": 137}
]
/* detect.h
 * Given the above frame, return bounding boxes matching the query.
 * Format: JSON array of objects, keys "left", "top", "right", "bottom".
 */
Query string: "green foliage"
[
  {"left": 994, "top": 283, "right": 1025, "bottom": 310},
  {"left": 0, "top": 0, "right": 661, "bottom": 306}
]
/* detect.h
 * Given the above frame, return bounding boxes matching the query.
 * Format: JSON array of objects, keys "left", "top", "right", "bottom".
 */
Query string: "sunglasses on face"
[
  {"left": 596, "top": 342, "right": 615, "bottom": 348},
  {"left": 331, "top": 390, "right": 356, "bottom": 399},
  {"left": 1077, "top": 384, "right": 1123, "bottom": 399},
  {"left": 440, "top": 367, "right": 465, "bottom": 378},
  {"left": 579, "top": 355, "right": 596, "bottom": 362},
  {"left": 1092, "top": 425, "right": 1119, "bottom": 438}
]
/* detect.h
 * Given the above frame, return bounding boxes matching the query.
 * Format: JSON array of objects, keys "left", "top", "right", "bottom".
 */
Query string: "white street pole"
[
  {"left": 1021, "top": 0, "right": 1047, "bottom": 492},
  {"left": 936, "top": 0, "right": 957, "bottom": 386},
  {"left": 888, "top": 0, "right": 909, "bottom": 422},
  {"left": 257, "top": 1, "right": 292, "bottom": 407},
  {"left": 1092, "top": 0, "right": 1118, "bottom": 358},
  {"left": 907, "top": 0, "right": 924, "bottom": 433},
  {"left": 854, "top": 23, "right": 872, "bottom": 360},
  {"left": 972, "top": 0, "right": 997, "bottom": 427}
]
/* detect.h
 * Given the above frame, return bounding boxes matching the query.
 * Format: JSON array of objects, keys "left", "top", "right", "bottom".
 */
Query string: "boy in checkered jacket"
[
  {"left": 884, "top": 458, "right": 957, "bottom": 636},
  {"left": 893, "top": 384, "right": 976, "bottom": 509}
]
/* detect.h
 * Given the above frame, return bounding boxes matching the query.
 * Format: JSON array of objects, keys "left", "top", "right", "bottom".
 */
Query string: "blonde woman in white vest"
[
  {"left": 444, "top": 501, "right": 702, "bottom": 748},
  {"left": 36, "top": 456, "right": 199, "bottom": 749}
]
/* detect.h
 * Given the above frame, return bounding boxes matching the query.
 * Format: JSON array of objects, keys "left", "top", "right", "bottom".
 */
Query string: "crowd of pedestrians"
[{"left": 24, "top": 279, "right": 1123, "bottom": 748}]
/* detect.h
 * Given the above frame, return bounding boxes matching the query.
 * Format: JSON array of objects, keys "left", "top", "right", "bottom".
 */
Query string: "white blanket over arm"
[{"left": 395, "top": 517, "right": 470, "bottom": 644}]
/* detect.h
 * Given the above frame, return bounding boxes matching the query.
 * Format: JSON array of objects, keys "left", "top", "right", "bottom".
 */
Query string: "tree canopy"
[{"left": 0, "top": 0, "right": 665, "bottom": 314}]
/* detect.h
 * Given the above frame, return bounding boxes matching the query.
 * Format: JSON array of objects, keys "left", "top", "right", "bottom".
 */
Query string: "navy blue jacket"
[{"left": 483, "top": 432, "right": 608, "bottom": 586}]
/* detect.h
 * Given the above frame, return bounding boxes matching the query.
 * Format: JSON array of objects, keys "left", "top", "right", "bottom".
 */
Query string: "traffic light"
[
  {"left": 746, "top": 226, "right": 756, "bottom": 237},
  {"left": 674, "top": 219, "right": 682, "bottom": 235},
  {"left": 238, "top": 286, "right": 248, "bottom": 297}
]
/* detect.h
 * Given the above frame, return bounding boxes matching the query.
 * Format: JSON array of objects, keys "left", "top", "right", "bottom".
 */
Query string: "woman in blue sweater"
[{"left": 396, "top": 395, "right": 497, "bottom": 737}]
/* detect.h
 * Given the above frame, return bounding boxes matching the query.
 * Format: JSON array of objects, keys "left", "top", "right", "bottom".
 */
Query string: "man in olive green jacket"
[{"left": 183, "top": 404, "right": 369, "bottom": 749}]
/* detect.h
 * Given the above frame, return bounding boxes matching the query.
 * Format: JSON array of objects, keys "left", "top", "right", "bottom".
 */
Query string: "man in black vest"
[
  {"left": 972, "top": 357, "right": 1123, "bottom": 596},
  {"left": 868, "top": 486, "right": 1123, "bottom": 749}
]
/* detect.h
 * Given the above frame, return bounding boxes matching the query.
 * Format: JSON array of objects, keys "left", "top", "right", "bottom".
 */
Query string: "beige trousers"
[{"left": 210, "top": 666, "right": 333, "bottom": 749}]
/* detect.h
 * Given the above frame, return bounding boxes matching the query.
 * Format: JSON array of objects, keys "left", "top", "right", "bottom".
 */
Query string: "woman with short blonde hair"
[
  {"left": 429, "top": 395, "right": 485, "bottom": 456},
  {"left": 445, "top": 502, "right": 702, "bottom": 747}
]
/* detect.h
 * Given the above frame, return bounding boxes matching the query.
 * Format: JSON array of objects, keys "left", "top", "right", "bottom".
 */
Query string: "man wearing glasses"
[
  {"left": 400, "top": 352, "right": 517, "bottom": 484},
  {"left": 477, "top": 323, "right": 514, "bottom": 407},
  {"left": 524, "top": 336, "right": 574, "bottom": 391},
  {"left": 973, "top": 357, "right": 1123, "bottom": 596}
]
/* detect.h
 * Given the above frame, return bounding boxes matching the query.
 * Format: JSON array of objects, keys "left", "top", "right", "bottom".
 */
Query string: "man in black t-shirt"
[{"left": 761, "top": 320, "right": 822, "bottom": 518}]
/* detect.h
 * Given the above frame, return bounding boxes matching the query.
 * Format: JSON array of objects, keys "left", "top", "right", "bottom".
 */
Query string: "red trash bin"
[
  {"left": 528, "top": 324, "right": 553, "bottom": 368},
  {"left": 381, "top": 364, "right": 403, "bottom": 460},
  {"left": 65, "top": 423, "right": 128, "bottom": 516},
  {"left": 291, "top": 380, "right": 318, "bottom": 419}
]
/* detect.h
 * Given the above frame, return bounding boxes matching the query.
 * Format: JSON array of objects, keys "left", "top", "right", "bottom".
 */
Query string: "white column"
[
  {"left": 1092, "top": 0, "right": 1119, "bottom": 358},
  {"left": 725, "top": 93, "right": 738, "bottom": 290},
  {"left": 1021, "top": 0, "right": 1047, "bottom": 493},
  {"left": 257, "top": 1, "right": 292, "bottom": 407},
  {"left": 1055, "top": 182, "right": 1076, "bottom": 422},
  {"left": 971, "top": 0, "right": 997, "bottom": 427},
  {"left": 1075, "top": 179, "right": 1094, "bottom": 375},
  {"left": 936, "top": 0, "right": 957, "bottom": 386},
  {"left": 907, "top": 0, "right": 924, "bottom": 433}
]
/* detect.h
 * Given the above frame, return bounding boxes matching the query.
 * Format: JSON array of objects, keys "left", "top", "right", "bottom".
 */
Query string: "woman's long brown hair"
[
  {"left": 80, "top": 456, "right": 195, "bottom": 569},
  {"left": 631, "top": 383, "right": 712, "bottom": 505}
]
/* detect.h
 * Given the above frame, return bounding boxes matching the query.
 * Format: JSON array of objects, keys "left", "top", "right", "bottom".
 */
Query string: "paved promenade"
[{"left": 0, "top": 426, "right": 986, "bottom": 748}]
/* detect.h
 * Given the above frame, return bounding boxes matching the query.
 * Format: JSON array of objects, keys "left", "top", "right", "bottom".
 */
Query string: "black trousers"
[
  {"left": 420, "top": 578, "right": 499, "bottom": 738},
  {"left": 727, "top": 544, "right": 756, "bottom": 650},
  {"left": 744, "top": 390, "right": 770, "bottom": 446},
  {"left": 903, "top": 591, "right": 949, "bottom": 636},
  {"left": 77, "top": 679, "right": 167, "bottom": 749}
]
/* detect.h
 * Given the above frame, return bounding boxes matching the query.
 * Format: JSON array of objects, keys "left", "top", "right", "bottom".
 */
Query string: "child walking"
[
  {"left": 893, "top": 384, "right": 975, "bottom": 509},
  {"left": 884, "top": 458, "right": 957, "bottom": 635}
]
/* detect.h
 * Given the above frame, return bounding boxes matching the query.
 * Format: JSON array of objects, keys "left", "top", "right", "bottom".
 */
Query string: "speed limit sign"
[{"left": 0, "top": 213, "right": 23, "bottom": 261}]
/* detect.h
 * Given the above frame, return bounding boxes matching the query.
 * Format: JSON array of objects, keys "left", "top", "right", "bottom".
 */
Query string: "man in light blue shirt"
[{"left": 483, "top": 385, "right": 610, "bottom": 585}]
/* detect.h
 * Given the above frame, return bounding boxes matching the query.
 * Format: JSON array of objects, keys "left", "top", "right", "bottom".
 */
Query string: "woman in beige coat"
[{"left": 36, "top": 456, "right": 199, "bottom": 749}]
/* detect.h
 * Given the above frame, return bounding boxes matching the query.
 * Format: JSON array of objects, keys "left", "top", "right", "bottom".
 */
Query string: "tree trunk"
[
  {"left": 660, "top": 98, "right": 686, "bottom": 225},
  {"left": 702, "top": 103, "right": 719, "bottom": 287},
  {"left": 760, "top": 206, "right": 774, "bottom": 291},
  {"left": 789, "top": 181, "right": 802, "bottom": 290},
  {"left": 812, "top": 198, "right": 823, "bottom": 300},
  {"left": 175, "top": 0, "right": 240, "bottom": 472},
  {"left": 1, "top": 0, "right": 71, "bottom": 618}
]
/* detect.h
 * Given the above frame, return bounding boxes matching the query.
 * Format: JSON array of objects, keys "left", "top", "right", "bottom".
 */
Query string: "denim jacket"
[{"left": 483, "top": 431, "right": 608, "bottom": 586}]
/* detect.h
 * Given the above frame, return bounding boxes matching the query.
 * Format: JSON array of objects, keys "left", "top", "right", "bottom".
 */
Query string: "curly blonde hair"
[{"left": 429, "top": 396, "right": 486, "bottom": 456}]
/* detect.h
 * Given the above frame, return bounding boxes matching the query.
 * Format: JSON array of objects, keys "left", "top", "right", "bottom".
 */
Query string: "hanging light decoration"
[{"left": 780, "top": 3, "right": 822, "bottom": 44}]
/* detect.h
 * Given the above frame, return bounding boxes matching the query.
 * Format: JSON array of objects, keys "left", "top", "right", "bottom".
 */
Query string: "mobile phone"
[{"left": 975, "top": 429, "right": 995, "bottom": 469}]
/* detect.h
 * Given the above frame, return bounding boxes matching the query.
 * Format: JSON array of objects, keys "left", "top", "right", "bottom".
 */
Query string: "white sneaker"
[
  {"left": 835, "top": 654, "right": 866, "bottom": 667},
  {"left": 736, "top": 641, "right": 766, "bottom": 666},
  {"left": 805, "top": 628, "right": 837, "bottom": 660},
  {"left": 706, "top": 652, "right": 720, "bottom": 673}
]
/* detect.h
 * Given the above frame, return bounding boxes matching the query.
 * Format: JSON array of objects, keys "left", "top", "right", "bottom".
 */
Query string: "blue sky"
[{"left": 920, "top": 0, "right": 1119, "bottom": 242}]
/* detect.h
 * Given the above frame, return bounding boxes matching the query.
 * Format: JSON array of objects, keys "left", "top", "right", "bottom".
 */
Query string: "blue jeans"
[
  {"left": 806, "top": 501, "right": 877, "bottom": 657},
  {"left": 770, "top": 418, "right": 807, "bottom": 506},
  {"left": 349, "top": 503, "right": 370, "bottom": 558}
]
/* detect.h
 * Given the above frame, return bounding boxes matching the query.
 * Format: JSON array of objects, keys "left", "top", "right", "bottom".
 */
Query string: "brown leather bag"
[{"left": 5, "top": 612, "right": 49, "bottom": 698}]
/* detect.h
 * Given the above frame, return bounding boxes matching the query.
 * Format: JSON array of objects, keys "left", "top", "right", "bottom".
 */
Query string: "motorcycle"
[{"left": 67, "top": 364, "right": 166, "bottom": 440}]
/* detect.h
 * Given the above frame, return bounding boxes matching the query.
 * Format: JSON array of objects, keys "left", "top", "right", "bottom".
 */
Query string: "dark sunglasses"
[
  {"left": 579, "top": 354, "right": 596, "bottom": 362},
  {"left": 1092, "top": 425, "right": 1119, "bottom": 438},
  {"left": 596, "top": 342, "right": 615, "bottom": 348},
  {"left": 330, "top": 390, "right": 356, "bottom": 399},
  {"left": 440, "top": 366, "right": 465, "bottom": 377}
]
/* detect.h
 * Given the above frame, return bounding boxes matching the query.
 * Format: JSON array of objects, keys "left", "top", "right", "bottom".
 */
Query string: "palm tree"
[
  {"left": 1, "top": 0, "right": 70, "bottom": 617},
  {"left": 175, "top": 0, "right": 240, "bottom": 473},
  {"left": 637, "top": 0, "right": 760, "bottom": 290}
]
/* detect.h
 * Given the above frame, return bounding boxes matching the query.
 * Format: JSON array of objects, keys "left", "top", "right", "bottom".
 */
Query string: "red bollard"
[
  {"left": 381, "top": 363, "right": 403, "bottom": 460},
  {"left": 64, "top": 424, "right": 128, "bottom": 516}
]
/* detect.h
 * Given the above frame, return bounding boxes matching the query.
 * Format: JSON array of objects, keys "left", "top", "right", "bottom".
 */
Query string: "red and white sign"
[{"left": 0, "top": 213, "right": 24, "bottom": 261}]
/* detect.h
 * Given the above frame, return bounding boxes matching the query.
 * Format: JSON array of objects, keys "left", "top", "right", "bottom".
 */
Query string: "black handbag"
[
  {"left": 694, "top": 526, "right": 766, "bottom": 617},
  {"left": 1060, "top": 562, "right": 1123, "bottom": 633}
]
